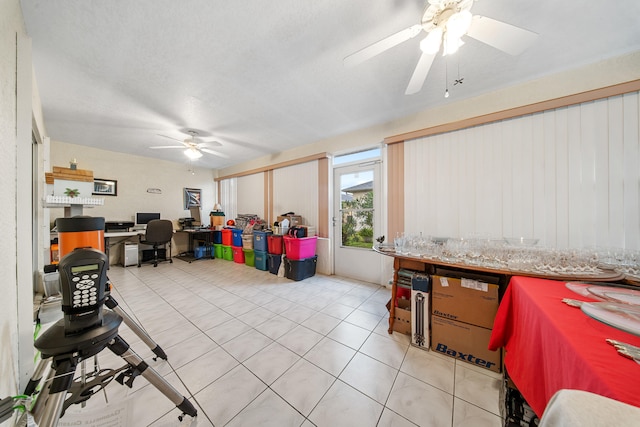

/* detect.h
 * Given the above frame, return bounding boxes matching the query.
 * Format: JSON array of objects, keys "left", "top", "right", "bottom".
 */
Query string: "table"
[
  {"left": 104, "top": 230, "right": 145, "bottom": 263},
  {"left": 373, "top": 246, "right": 623, "bottom": 334},
  {"left": 488, "top": 276, "right": 640, "bottom": 417},
  {"left": 176, "top": 229, "right": 216, "bottom": 262}
]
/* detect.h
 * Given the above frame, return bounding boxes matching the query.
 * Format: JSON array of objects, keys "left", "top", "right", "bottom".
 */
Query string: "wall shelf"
[
  {"left": 44, "top": 195, "right": 104, "bottom": 206},
  {"left": 43, "top": 195, "right": 104, "bottom": 217}
]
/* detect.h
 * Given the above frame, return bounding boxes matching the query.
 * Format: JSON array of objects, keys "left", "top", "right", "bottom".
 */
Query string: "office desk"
[
  {"left": 489, "top": 276, "right": 640, "bottom": 417},
  {"left": 176, "top": 229, "right": 215, "bottom": 262},
  {"left": 104, "top": 230, "right": 145, "bottom": 262}
]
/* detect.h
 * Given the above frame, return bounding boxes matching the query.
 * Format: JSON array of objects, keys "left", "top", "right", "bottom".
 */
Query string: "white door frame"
[{"left": 333, "top": 160, "right": 382, "bottom": 284}]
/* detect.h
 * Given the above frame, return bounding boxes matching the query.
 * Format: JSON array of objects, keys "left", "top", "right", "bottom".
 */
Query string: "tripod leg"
[
  {"left": 24, "top": 358, "right": 51, "bottom": 396},
  {"left": 104, "top": 295, "right": 168, "bottom": 360},
  {"left": 30, "top": 364, "right": 54, "bottom": 423},
  {"left": 108, "top": 336, "right": 197, "bottom": 419},
  {"left": 35, "top": 358, "right": 78, "bottom": 427}
]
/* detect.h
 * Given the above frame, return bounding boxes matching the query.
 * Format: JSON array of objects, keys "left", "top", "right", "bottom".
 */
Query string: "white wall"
[
  {"left": 404, "top": 92, "right": 640, "bottom": 250},
  {"left": 50, "top": 141, "right": 217, "bottom": 224},
  {"left": 50, "top": 141, "right": 217, "bottom": 260},
  {"left": 1, "top": 0, "right": 37, "bottom": 414}
]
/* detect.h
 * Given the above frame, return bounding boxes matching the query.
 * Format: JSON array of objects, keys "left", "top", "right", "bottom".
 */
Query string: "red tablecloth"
[{"left": 489, "top": 276, "right": 640, "bottom": 417}]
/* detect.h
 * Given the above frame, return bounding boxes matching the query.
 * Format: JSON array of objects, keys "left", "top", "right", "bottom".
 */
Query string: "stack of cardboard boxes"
[{"left": 430, "top": 271, "right": 501, "bottom": 372}]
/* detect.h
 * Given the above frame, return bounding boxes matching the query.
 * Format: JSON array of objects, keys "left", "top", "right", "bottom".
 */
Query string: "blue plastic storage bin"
[
  {"left": 194, "top": 245, "right": 207, "bottom": 259},
  {"left": 253, "top": 230, "right": 272, "bottom": 252},
  {"left": 232, "top": 229, "right": 243, "bottom": 247},
  {"left": 212, "top": 230, "right": 222, "bottom": 244}
]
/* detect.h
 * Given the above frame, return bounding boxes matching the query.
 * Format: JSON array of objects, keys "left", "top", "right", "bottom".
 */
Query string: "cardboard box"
[
  {"left": 393, "top": 298, "right": 411, "bottom": 335},
  {"left": 277, "top": 215, "right": 302, "bottom": 226},
  {"left": 300, "top": 225, "right": 316, "bottom": 236},
  {"left": 431, "top": 316, "right": 501, "bottom": 372},
  {"left": 411, "top": 274, "right": 431, "bottom": 350},
  {"left": 432, "top": 274, "right": 499, "bottom": 329}
]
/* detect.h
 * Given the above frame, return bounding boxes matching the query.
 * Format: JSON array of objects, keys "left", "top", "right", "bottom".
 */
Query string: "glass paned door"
[
  {"left": 339, "top": 170, "right": 374, "bottom": 249},
  {"left": 333, "top": 161, "right": 381, "bottom": 283}
]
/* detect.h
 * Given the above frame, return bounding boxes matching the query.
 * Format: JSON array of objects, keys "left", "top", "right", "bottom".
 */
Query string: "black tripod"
[
  {"left": 24, "top": 279, "right": 168, "bottom": 398},
  {"left": 26, "top": 248, "right": 197, "bottom": 427}
]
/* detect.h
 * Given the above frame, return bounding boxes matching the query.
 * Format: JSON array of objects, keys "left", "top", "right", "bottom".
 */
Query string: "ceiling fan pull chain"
[{"left": 444, "top": 56, "right": 450, "bottom": 98}]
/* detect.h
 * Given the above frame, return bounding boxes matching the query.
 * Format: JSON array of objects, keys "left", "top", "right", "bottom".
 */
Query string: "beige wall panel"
[
  {"left": 403, "top": 92, "right": 640, "bottom": 250},
  {"left": 236, "top": 173, "right": 264, "bottom": 218},
  {"left": 273, "top": 161, "right": 318, "bottom": 227}
]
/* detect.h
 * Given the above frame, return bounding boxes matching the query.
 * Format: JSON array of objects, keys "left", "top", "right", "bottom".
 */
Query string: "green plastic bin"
[
  {"left": 222, "top": 245, "right": 233, "bottom": 261},
  {"left": 243, "top": 248, "right": 255, "bottom": 267},
  {"left": 213, "top": 243, "right": 223, "bottom": 259}
]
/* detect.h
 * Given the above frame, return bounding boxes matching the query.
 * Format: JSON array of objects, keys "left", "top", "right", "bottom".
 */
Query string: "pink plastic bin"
[{"left": 283, "top": 235, "right": 317, "bottom": 260}]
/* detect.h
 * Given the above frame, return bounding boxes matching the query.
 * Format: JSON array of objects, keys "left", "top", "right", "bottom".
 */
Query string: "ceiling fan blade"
[
  {"left": 149, "top": 145, "right": 184, "bottom": 149},
  {"left": 157, "top": 134, "right": 182, "bottom": 142},
  {"left": 201, "top": 140, "right": 223, "bottom": 147},
  {"left": 466, "top": 16, "right": 538, "bottom": 56},
  {"left": 405, "top": 51, "right": 436, "bottom": 95},
  {"left": 344, "top": 24, "right": 423, "bottom": 68},
  {"left": 157, "top": 134, "right": 191, "bottom": 147},
  {"left": 201, "top": 148, "right": 230, "bottom": 159}
]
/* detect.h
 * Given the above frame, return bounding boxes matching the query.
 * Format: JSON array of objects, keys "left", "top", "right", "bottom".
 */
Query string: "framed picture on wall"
[
  {"left": 93, "top": 178, "right": 117, "bottom": 196},
  {"left": 184, "top": 187, "right": 201, "bottom": 209}
]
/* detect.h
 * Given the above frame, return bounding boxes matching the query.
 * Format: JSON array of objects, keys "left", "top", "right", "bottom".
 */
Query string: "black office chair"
[{"left": 138, "top": 219, "right": 173, "bottom": 267}]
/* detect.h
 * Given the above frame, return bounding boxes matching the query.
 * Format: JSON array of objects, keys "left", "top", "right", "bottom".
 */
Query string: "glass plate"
[
  {"left": 588, "top": 287, "right": 640, "bottom": 306},
  {"left": 566, "top": 282, "right": 606, "bottom": 300},
  {"left": 581, "top": 302, "right": 640, "bottom": 337},
  {"left": 602, "top": 291, "right": 640, "bottom": 306}
]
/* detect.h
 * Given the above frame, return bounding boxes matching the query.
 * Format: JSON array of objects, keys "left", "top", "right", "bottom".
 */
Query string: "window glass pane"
[
  {"left": 333, "top": 147, "right": 381, "bottom": 165},
  {"left": 340, "top": 170, "right": 374, "bottom": 248}
]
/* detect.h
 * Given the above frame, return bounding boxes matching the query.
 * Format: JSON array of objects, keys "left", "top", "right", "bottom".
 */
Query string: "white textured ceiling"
[{"left": 20, "top": 0, "right": 640, "bottom": 169}]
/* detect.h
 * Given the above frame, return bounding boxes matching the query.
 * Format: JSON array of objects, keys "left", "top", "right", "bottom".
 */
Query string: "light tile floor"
[{"left": 55, "top": 258, "right": 503, "bottom": 426}]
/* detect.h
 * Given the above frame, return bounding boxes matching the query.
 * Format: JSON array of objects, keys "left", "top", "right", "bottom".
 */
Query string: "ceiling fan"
[
  {"left": 150, "top": 130, "right": 229, "bottom": 159},
  {"left": 344, "top": 0, "right": 538, "bottom": 95}
]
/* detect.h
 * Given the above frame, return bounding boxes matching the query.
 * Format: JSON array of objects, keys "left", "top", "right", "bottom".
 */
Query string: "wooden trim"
[
  {"left": 263, "top": 171, "right": 268, "bottom": 225},
  {"left": 387, "top": 143, "right": 404, "bottom": 241},
  {"left": 215, "top": 152, "right": 329, "bottom": 181},
  {"left": 317, "top": 158, "right": 329, "bottom": 238},
  {"left": 265, "top": 170, "right": 273, "bottom": 226},
  {"left": 385, "top": 79, "right": 640, "bottom": 145}
]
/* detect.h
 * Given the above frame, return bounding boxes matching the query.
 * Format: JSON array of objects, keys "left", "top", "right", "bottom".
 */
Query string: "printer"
[
  {"left": 178, "top": 217, "right": 197, "bottom": 229},
  {"left": 105, "top": 221, "right": 135, "bottom": 232}
]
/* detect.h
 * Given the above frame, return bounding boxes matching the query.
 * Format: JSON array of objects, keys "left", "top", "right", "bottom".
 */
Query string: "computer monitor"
[{"left": 136, "top": 212, "right": 161, "bottom": 225}]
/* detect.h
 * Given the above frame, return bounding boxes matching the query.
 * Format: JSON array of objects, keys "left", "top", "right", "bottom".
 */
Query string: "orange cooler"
[{"left": 56, "top": 216, "right": 105, "bottom": 257}]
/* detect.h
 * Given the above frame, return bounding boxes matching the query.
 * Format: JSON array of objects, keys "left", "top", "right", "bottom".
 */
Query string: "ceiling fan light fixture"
[
  {"left": 443, "top": 33, "right": 464, "bottom": 56},
  {"left": 184, "top": 147, "right": 202, "bottom": 159},
  {"left": 446, "top": 10, "right": 472, "bottom": 39},
  {"left": 420, "top": 27, "right": 443, "bottom": 54}
]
